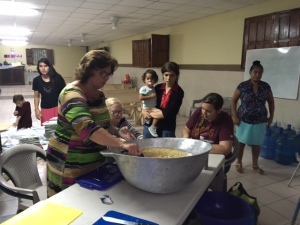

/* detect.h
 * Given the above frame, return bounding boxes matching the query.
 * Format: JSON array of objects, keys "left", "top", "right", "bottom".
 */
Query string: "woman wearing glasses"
[
  {"left": 106, "top": 97, "right": 143, "bottom": 140},
  {"left": 47, "top": 50, "right": 142, "bottom": 197}
]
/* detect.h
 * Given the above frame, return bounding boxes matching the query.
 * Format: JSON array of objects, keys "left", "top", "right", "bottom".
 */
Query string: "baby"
[{"left": 139, "top": 69, "right": 161, "bottom": 137}]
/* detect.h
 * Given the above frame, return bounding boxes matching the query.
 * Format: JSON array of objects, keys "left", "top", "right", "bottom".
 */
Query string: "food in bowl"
[{"left": 142, "top": 147, "right": 192, "bottom": 158}]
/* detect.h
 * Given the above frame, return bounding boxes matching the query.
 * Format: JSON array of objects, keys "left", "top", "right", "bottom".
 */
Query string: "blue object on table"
[
  {"left": 76, "top": 163, "right": 124, "bottom": 190},
  {"left": 93, "top": 210, "right": 159, "bottom": 225},
  {"left": 194, "top": 192, "right": 254, "bottom": 225}
]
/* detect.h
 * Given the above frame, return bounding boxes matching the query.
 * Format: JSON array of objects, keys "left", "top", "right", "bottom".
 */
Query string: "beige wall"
[
  {"left": 104, "top": 0, "right": 300, "bottom": 65},
  {"left": 103, "top": 0, "right": 300, "bottom": 128},
  {"left": 0, "top": 45, "right": 86, "bottom": 82}
]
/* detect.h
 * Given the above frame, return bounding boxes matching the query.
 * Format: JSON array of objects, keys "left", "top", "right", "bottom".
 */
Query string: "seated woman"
[
  {"left": 105, "top": 97, "right": 143, "bottom": 140},
  {"left": 182, "top": 93, "right": 234, "bottom": 173}
]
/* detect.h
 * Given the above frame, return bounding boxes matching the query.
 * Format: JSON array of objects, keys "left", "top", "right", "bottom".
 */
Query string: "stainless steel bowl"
[{"left": 101, "top": 138, "right": 211, "bottom": 194}]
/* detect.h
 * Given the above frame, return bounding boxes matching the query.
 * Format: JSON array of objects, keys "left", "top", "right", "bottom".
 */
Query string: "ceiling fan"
[{"left": 111, "top": 16, "right": 119, "bottom": 30}]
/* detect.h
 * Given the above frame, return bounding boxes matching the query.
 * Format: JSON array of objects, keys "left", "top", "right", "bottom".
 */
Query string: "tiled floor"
[{"left": 0, "top": 85, "right": 300, "bottom": 225}]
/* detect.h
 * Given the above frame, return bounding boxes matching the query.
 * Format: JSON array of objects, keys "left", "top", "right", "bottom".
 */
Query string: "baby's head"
[
  {"left": 13, "top": 94, "right": 25, "bottom": 108},
  {"left": 142, "top": 70, "right": 158, "bottom": 87}
]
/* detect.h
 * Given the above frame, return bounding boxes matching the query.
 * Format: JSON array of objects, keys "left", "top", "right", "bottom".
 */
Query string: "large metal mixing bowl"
[{"left": 101, "top": 138, "right": 211, "bottom": 194}]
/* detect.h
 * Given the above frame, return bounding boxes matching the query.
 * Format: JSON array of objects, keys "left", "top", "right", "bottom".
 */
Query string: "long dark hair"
[
  {"left": 37, "top": 58, "right": 60, "bottom": 87},
  {"left": 201, "top": 93, "right": 224, "bottom": 111}
]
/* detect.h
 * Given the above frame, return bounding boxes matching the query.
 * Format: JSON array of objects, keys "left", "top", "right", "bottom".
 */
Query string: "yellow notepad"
[{"left": 1, "top": 201, "right": 83, "bottom": 225}]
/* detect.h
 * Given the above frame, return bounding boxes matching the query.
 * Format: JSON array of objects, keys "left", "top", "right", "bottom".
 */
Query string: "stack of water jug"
[{"left": 260, "top": 121, "right": 300, "bottom": 165}]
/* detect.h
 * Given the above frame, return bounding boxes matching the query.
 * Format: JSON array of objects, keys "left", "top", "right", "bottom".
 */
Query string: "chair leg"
[
  {"left": 291, "top": 197, "right": 300, "bottom": 225},
  {"left": 288, "top": 162, "right": 300, "bottom": 187}
]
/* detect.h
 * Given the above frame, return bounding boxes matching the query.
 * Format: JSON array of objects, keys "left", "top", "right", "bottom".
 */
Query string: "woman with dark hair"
[
  {"left": 232, "top": 60, "right": 275, "bottom": 174},
  {"left": 182, "top": 93, "right": 234, "bottom": 173},
  {"left": 143, "top": 62, "right": 184, "bottom": 138},
  {"left": 47, "top": 50, "right": 141, "bottom": 197},
  {"left": 32, "top": 58, "right": 66, "bottom": 124}
]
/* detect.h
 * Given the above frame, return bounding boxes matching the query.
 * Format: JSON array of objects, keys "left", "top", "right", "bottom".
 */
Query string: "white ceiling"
[{"left": 0, "top": 0, "right": 267, "bottom": 47}]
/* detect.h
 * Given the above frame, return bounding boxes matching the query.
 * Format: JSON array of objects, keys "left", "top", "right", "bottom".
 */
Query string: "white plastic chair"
[
  {"left": 0, "top": 144, "right": 47, "bottom": 213},
  {"left": 222, "top": 97, "right": 232, "bottom": 116}
]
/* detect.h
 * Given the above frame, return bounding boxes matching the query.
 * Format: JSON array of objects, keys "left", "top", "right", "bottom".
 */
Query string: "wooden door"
[
  {"left": 241, "top": 14, "right": 275, "bottom": 68},
  {"left": 26, "top": 49, "right": 33, "bottom": 65},
  {"left": 273, "top": 9, "right": 300, "bottom": 47},
  {"left": 132, "top": 39, "right": 150, "bottom": 67},
  {"left": 151, "top": 34, "right": 169, "bottom": 67},
  {"left": 46, "top": 49, "right": 55, "bottom": 65}
]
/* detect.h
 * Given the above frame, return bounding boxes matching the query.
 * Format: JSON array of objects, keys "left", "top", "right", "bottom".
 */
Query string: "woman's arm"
[
  {"left": 211, "top": 140, "right": 233, "bottom": 155},
  {"left": 34, "top": 91, "right": 41, "bottom": 120},
  {"left": 231, "top": 89, "right": 241, "bottom": 125},
  {"left": 182, "top": 126, "right": 191, "bottom": 138},
  {"left": 89, "top": 128, "right": 141, "bottom": 155},
  {"left": 266, "top": 90, "right": 275, "bottom": 125}
]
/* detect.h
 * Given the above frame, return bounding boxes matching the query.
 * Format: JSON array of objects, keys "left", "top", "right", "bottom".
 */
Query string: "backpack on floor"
[{"left": 228, "top": 182, "right": 260, "bottom": 225}]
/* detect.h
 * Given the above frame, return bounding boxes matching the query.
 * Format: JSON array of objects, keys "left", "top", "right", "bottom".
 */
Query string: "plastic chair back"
[{"left": 0, "top": 144, "right": 46, "bottom": 211}]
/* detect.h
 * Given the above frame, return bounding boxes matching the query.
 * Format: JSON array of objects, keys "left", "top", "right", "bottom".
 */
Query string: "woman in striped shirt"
[{"left": 47, "top": 50, "right": 142, "bottom": 197}]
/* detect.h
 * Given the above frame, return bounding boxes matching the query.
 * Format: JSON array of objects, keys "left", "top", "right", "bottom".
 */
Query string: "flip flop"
[
  {"left": 253, "top": 165, "right": 264, "bottom": 174},
  {"left": 235, "top": 163, "right": 243, "bottom": 173}
]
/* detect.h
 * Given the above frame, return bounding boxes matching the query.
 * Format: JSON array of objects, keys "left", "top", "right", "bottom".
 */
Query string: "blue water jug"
[
  {"left": 271, "top": 120, "right": 281, "bottom": 136},
  {"left": 260, "top": 127, "right": 276, "bottom": 159},
  {"left": 284, "top": 124, "right": 296, "bottom": 137},
  {"left": 275, "top": 132, "right": 294, "bottom": 165},
  {"left": 293, "top": 129, "right": 300, "bottom": 155}
]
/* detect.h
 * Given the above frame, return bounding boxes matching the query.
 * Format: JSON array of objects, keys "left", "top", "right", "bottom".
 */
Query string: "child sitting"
[{"left": 105, "top": 97, "right": 143, "bottom": 140}]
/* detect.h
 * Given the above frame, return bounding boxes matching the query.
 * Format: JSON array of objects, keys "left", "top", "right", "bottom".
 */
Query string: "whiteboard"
[{"left": 244, "top": 47, "right": 300, "bottom": 100}]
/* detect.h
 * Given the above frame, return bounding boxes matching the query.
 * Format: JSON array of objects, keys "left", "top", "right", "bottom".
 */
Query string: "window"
[{"left": 26, "top": 48, "right": 54, "bottom": 65}]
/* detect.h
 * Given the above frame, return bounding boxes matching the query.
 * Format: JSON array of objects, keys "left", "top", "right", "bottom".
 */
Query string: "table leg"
[{"left": 209, "top": 167, "right": 225, "bottom": 192}]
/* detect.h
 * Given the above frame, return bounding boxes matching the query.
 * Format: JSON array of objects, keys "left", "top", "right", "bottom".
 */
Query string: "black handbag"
[{"left": 228, "top": 182, "right": 260, "bottom": 225}]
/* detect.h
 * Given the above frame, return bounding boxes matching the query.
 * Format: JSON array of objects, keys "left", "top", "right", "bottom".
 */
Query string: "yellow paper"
[{"left": 1, "top": 201, "right": 83, "bottom": 225}]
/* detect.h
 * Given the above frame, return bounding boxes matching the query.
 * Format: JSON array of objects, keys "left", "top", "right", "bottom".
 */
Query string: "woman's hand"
[
  {"left": 120, "top": 142, "right": 142, "bottom": 156},
  {"left": 118, "top": 127, "right": 136, "bottom": 140},
  {"left": 35, "top": 108, "right": 41, "bottom": 120},
  {"left": 232, "top": 115, "right": 240, "bottom": 125},
  {"left": 267, "top": 117, "right": 273, "bottom": 126}
]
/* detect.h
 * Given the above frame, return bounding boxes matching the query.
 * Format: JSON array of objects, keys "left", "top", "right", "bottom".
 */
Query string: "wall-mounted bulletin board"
[{"left": 244, "top": 47, "right": 300, "bottom": 100}]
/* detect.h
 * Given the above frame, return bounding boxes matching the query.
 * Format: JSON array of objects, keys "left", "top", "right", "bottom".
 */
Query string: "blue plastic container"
[
  {"left": 260, "top": 127, "right": 276, "bottom": 159},
  {"left": 194, "top": 192, "right": 254, "bottom": 225},
  {"left": 271, "top": 121, "right": 281, "bottom": 136},
  {"left": 294, "top": 129, "right": 300, "bottom": 154},
  {"left": 275, "top": 132, "right": 294, "bottom": 165},
  {"left": 284, "top": 124, "right": 296, "bottom": 137}
]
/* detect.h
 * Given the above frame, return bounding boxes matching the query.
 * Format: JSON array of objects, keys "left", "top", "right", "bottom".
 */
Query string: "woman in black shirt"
[
  {"left": 143, "top": 62, "right": 184, "bottom": 137},
  {"left": 32, "top": 58, "right": 66, "bottom": 124}
]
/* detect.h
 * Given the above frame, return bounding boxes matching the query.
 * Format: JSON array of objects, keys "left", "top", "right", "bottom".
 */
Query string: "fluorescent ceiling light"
[
  {"left": 1, "top": 40, "right": 28, "bottom": 46},
  {"left": 0, "top": 27, "right": 31, "bottom": 36},
  {"left": 0, "top": 36, "right": 28, "bottom": 40},
  {"left": 0, "top": 1, "right": 39, "bottom": 16}
]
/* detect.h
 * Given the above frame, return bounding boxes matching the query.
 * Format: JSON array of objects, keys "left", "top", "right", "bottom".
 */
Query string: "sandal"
[
  {"left": 252, "top": 165, "right": 264, "bottom": 174},
  {"left": 235, "top": 163, "right": 243, "bottom": 173}
]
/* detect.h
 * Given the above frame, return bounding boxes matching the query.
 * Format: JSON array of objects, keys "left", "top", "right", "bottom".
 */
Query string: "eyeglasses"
[
  {"left": 95, "top": 69, "right": 113, "bottom": 79},
  {"left": 109, "top": 109, "right": 125, "bottom": 116}
]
